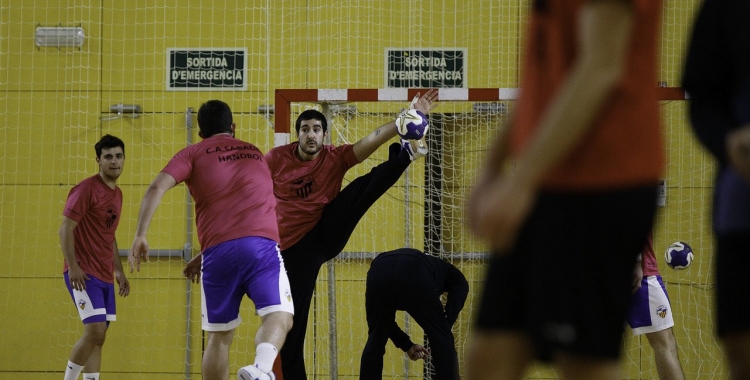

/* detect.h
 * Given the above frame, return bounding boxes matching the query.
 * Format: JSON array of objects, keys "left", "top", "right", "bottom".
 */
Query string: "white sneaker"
[{"left": 238, "top": 364, "right": 275, "bottom": 380}]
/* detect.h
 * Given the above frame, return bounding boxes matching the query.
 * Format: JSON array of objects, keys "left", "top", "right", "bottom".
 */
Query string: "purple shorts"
[
  {"left": 200, "top": 236, "right": 294, "bottom": 331},
  {"left": 64, "top": 272, "right": 116, "bottom": 324},
  {"left": 627, "top": 275, "right": 674, "bottom": 335}
]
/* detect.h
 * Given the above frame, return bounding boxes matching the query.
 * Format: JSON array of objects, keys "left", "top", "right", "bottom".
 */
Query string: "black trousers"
[
  {"left": 280, "top": 143, "right": 411, "bottom": 380},
  {"left": 360, "top": 251, "right": 459, "bottom": 380}
]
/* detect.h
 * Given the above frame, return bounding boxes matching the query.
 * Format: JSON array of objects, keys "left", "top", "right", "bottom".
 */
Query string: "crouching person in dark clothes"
[{"left": 360, "top": 248, "right": 469, "bottom": 380}]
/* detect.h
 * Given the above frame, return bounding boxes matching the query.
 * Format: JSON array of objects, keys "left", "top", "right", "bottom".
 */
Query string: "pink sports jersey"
[
  {"left": 641, "top": 233, "right": 660, "bottom": 277},
  {"left": 63, "top": 174, "right": 122, "bottom": 283},
  {"left": 162, "top": 134, "right": 279, "bottom": 250},
  {"left": 265, "top": 142, "right": 360, "bottom": 249}
]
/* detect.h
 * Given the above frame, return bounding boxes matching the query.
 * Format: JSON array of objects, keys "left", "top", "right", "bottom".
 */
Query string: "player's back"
[{"left": 163, "top": 134, "right": 279, "bottom": 250}]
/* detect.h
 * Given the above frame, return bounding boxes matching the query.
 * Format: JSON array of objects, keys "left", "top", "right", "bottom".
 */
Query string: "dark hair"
[
  {"left": 295, "top": 109, "right": 327, "bottom": 134},
  {"left": 95, "top": 134, "right": 125, "bottom": 158},
  {"left": 197, "top": 100, "right": 233, "bottom": 137}
]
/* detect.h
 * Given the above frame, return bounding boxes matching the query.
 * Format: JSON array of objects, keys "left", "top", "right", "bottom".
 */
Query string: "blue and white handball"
[
  {"left": 665, "top": 241, "right": 694, "bottom": 270},
  {"left": 396, "top": 109, "right": 429, "bottom": 140}
]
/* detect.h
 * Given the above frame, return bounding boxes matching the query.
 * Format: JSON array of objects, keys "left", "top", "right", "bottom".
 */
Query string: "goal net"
[
  {"left": 268, "top": 86, "right": 722, "bottom": 380},
  {"left": 272, "top": 88, "right": 515, "bottom": 379}
]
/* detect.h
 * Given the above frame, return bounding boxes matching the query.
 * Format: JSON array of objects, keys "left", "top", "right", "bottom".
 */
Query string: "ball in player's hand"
[{"left": 396, "top": 109, "right": 429, "bottom": 140}]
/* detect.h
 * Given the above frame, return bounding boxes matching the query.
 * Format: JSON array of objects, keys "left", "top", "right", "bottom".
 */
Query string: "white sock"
[
  {"left": 253, "top": 342, "right": 278, "bottom": 374},
  {"left": 63, "top": 360, "right": 83, "bottom": 380},
  {"left": 82, "top": 373, "right": 100, "bottom": 380}
]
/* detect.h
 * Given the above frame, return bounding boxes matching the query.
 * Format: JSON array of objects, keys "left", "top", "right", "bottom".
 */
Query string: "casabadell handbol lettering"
[
  {"left": 218, "top": 152, "right": 262, "bottom": 162},
  {"left": 205, "top": 145, "right": 260, "bottom": 154},
  {"left": 205, "top": 144, "right": 264, "bottom": 163}
]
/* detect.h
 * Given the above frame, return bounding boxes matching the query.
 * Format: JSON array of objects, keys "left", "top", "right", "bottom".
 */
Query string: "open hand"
[{"left": 411, "top": 89, "right": 439, "bottom": 115}]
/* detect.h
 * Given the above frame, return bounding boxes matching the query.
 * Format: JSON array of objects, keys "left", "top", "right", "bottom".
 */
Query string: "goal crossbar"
[{"left": 274, "top": 87, "right": 688, "bottom": 133}]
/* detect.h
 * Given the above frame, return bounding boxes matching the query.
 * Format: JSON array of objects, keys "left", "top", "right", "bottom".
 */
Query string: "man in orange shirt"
[{"left": 466, "top": 1, "right": 664, "bottom": 379}]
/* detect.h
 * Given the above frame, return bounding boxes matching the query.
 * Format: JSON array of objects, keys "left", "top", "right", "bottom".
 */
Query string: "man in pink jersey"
[
  {"left": 60, "top": 134, "right": 130, "bottom": 380},
  {"left": 466, "top": 1, "right": 663, "bottom": 379},
  {"left": 266, "top": 91, "right": 438, "bottom": 380},
  {"left": 128, "top": 100, "right": 293, "bottom": 380},
  {"left": 627, "top": 233, "right": 685, "bottom": 380}
]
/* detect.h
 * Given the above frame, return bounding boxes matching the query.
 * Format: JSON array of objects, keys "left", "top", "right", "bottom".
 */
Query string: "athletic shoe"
[
  {"left": 238, "top": 364, "right": 275, "bottom": 380},
  {"left": 401, "top": 138, "right": 428, "bottom": 161}
]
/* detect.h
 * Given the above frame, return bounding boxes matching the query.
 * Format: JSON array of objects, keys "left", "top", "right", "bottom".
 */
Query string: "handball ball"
[
  {"left": 665, "top": 241, "right": 694, "bottom": 270},
  {"left": 396, "top": 109, "right": 429, "bottom": 140}
]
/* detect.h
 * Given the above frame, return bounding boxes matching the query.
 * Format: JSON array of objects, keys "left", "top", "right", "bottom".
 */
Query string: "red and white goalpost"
[{"left": 273, "top": 86, "right": 688, "bottom": 134}]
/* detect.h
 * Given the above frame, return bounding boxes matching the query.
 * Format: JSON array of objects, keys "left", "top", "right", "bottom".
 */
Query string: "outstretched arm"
[
  {"left": 129, "top": 172, "right": 177, "bottom": 272},
  {"left": 352, "top": 89, "right": 439, "bottom": 161}
]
